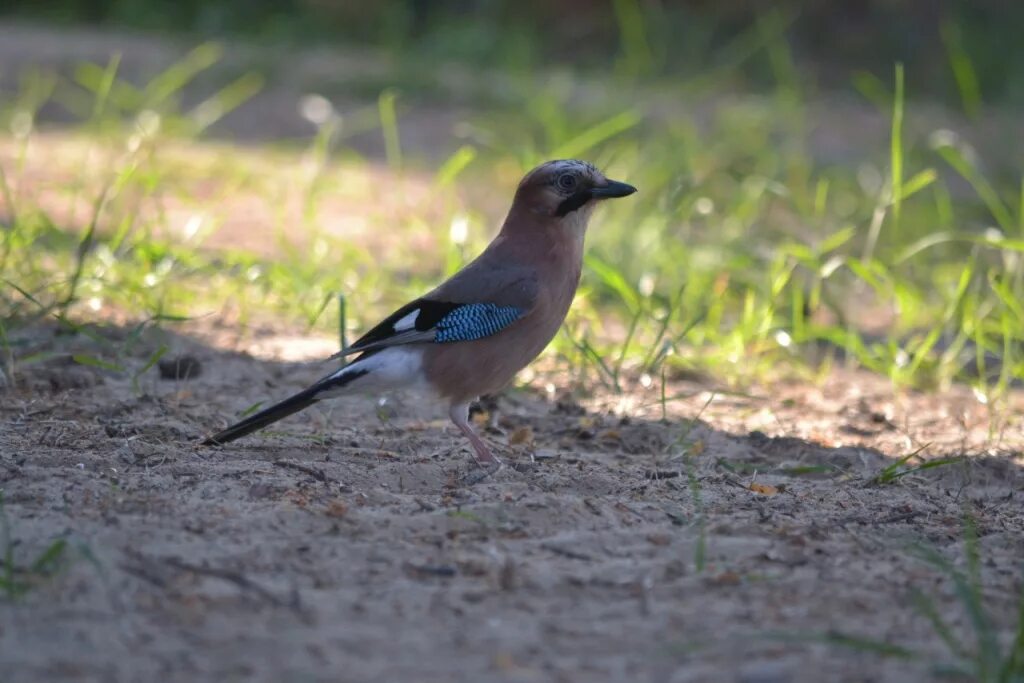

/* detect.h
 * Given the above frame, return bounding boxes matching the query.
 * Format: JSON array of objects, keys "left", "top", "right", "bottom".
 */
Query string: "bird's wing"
[{"left": 330, "top": 264, "right": 539, "bottom": 359}]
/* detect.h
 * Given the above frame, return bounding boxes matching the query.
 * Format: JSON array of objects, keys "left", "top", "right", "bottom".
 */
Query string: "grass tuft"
[
  {"left": 0, "top": 493, "right": 74, "bottom": 600},
  {"left": 908, "top": 517, "right": 1024, "bottom": 682},
  {"left": 0, "top": 32, "right": 1021, "bottom": 404}
]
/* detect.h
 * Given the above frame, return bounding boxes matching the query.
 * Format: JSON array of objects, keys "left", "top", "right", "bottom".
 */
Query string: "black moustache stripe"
[{"left": 555, "top": 190, "right": 592, "bottom": 217}]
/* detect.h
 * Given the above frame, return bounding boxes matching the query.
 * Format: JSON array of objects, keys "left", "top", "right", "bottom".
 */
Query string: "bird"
[{"left": 202, "top": 159, "right": 636, "bottom": 473}]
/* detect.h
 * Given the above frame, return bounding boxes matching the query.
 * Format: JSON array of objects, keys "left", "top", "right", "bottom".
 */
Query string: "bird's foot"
[
  {"left": 458, "top": 454, "right": 540, "bottom": 485},
  {"left": 506, "top": 459, "right": 537, "bottom": 473},
  {"left": 458, "top": 458, "right": 503, "bottom": 486}
]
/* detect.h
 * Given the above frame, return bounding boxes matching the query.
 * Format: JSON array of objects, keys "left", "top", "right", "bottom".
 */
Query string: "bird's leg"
[{"left": 449, "top": 402, "right": 502, "bottom": 473}]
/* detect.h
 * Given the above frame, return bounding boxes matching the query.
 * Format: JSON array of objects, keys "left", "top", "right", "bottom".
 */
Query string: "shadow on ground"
[{"left": 0, "top": 321, "right": 1021, "bottom": 683}]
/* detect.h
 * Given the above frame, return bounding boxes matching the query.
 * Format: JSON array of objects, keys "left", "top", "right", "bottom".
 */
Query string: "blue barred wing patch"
[{"left": 434, "top": 304, "right": 523, "bottom": 343}]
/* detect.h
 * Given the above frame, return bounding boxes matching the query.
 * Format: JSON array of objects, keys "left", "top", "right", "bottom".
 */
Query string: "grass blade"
[
  {"left": 890, "top": 62, "right": 905, "bottom": 228},
  {"left": 72, "top": 354, "right": 124, "bottom": 373},
  {"left": 378, "top": 89, "right": 402, "bottom": 169}
]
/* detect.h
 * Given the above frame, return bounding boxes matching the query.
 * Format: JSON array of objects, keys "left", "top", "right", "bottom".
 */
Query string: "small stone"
[{"left": 158, "top": 355, "right": 202, "bottom": 380}]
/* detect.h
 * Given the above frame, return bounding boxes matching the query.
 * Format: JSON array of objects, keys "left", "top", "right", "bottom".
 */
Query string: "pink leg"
[{"left": 449, "top": 402, "right": 501, "bottom": 469}]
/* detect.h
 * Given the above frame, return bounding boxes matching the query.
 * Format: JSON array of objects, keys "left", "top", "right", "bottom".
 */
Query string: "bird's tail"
[
  {"left": 202, "top": 386, "right": 321, "bottom": 445},
  {"left": 201, "top": 364, "right": 370, "bottom": 446}
]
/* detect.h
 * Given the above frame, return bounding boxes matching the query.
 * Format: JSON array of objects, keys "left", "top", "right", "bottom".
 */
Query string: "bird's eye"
[{"left": 557, "top": 174, "right": 578, "bottom": 191}]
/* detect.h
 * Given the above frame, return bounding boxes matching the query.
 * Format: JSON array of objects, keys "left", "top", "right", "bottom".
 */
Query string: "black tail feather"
[
  {"left": 202, "top": 362, "right": 373, "bottom": 446},
  {"left": 201, "top": 387, "right": 321, "bottom": 445}
]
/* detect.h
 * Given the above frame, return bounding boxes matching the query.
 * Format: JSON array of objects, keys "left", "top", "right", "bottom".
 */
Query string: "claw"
[{"left": 459, "top": 459, "right": 503, "bottom": 486}]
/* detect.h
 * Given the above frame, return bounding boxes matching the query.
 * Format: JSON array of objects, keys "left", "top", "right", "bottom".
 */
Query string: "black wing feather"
[{"left": 348, "top": 299, "right": 461, "bottom": 350}]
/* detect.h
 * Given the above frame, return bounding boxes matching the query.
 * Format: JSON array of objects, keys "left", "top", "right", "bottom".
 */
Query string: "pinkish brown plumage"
[{"left": 203, "top": 160, "right": 636, "bottom": 476}]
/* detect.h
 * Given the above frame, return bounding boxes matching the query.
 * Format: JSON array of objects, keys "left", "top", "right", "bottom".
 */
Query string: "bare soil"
[{"left": 1, "top": 321, "right": 1022, "bottom": 683}]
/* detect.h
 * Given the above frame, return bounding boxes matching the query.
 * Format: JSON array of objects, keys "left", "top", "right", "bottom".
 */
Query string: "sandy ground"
[{"left": 1, "top": 322, "right": 1022, "bottom": 683}]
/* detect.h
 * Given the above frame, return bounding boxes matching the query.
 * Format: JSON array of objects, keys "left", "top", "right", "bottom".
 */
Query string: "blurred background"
[
  {"left": 0, "top": 0, "right": 1021, "bottom": 396},
  {"left": 5, "top": 0, "right": 1024, "bottom": 103}
]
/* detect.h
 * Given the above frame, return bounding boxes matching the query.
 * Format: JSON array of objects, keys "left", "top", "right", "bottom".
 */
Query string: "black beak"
[{"left": 590, "top": 179, "right": 637, "bottom": 199}]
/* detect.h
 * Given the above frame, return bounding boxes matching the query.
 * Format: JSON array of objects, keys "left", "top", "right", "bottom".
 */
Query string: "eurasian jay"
[{"left": 202, "top": 159, "right": 636, "bottom": 472}]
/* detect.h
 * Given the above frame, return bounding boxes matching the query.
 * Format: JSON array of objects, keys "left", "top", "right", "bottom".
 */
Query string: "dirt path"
[{"left": 1, "top": 323, "right": 1021, "bottom": 682}]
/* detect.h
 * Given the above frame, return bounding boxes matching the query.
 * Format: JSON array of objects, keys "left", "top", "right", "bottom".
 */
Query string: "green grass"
[
  {"left": 0, "top": 493, "right": 73, "bottom": 599},
  {"left": 908, "top": 518, "right": 1024, "bottom": 682},
  {"left": 765, "top": 518, "right": 1024, "bottom": 681},
  {"left": 0, "top": 33, "right": 1022, "bottom": 406},
  {"left": 869, "top": 443, "right": 966, "bottom": 485}
]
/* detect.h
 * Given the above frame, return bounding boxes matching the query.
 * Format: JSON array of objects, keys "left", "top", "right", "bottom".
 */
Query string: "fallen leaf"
[
  {"left": 285, "top": 490, "right": 311, "bottom": 507},
  {"left": 749, "top": 482, "right": 779, "bottom": 495},
  {"left": 508, "top": 426, "right": 534, "bottom": 446},
  {"left": 708, "top": 570, "right": 742, "bottom": 586},
  {"left": 494, "top": 652, "right": 517, "bottom": 671},
  {"left": 324, "top": 500, "right": 348, "bottom": 518},
  {"left": 646, "top": 532, "right": 671, "bottom": 546}
]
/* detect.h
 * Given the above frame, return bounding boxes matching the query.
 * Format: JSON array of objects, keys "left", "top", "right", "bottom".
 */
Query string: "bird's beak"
[{"left": 590, "top": 179, "right": 637, "bottom": 199}]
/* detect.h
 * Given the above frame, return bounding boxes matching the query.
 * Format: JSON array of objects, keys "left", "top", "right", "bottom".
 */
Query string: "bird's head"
[{"left": 514, "top": 159, "right": 637, "bottom": 220}]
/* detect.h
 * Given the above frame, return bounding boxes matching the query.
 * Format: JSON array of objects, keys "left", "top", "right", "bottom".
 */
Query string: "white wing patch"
[
  {"left": 319, "top": 347, "right": 426, "bottom": 398},
  {"left": 393, "top": 309, "right": 420, "bottom": 332}
]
